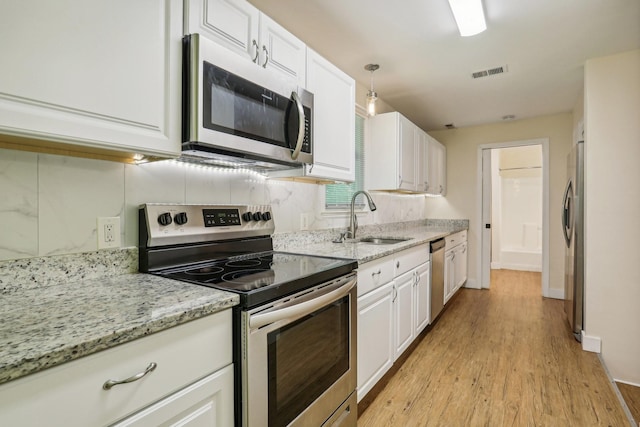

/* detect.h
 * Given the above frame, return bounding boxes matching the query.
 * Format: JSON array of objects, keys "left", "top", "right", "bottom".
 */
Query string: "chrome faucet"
[{"left": 348, "top": 191, "right": 377, "bottom": 239}]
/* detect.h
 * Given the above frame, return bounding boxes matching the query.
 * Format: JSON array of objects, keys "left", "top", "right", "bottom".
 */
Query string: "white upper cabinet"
[
  {"left": 398, "top": 115, "right": 419, "bottom": 191},
  {"left": 367, "top": 112, "right": 446, "bottom": 194},
  {"left": 0, "top": 0, "right": 183, "bottom": 161},
  {"left": 304, "top": 49, "right": 356, "bottom": 182},
  {"left": 426, "top": 135, "right": 447, "bottom": 196},
  {"left": 367, "top": 112, "right": 421, "bottom": 192},
  {"left": 185, "top": 0, "right": 306, "bottom": 87}
]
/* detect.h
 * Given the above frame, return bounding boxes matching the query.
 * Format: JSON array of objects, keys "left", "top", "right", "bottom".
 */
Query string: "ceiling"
[{"left": 249, "top": 0, "right": 640, "bottom": 131}]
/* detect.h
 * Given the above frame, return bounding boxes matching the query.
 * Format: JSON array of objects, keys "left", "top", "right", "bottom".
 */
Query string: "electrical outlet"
[
  {"left": 97, "top": 217, "right": 121, "bottom": 249},
  {"left": 300, "top": 213, "right": 309, "bottom": 231}
]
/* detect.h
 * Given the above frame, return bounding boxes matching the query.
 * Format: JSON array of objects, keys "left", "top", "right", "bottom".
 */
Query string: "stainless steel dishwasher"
[{"left": 430, "top": 238, "right": 445, "bottom": 323}]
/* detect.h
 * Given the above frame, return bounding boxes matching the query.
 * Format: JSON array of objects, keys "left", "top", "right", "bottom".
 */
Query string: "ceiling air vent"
[{"left": 472, "top": 64, "right": 508, "bottom": 79}]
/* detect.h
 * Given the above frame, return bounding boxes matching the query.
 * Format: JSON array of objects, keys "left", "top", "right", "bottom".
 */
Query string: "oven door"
[
  {"left": 183, "top": 34, "right": 313, "bottom": 166},
  {"left": 242, "top": 273, "right": 357, "bottom": 427}
]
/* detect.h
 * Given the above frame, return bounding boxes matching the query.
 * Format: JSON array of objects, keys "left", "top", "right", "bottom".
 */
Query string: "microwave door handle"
[
  {"left": 290, "top": 91, "right": 305, "bottom": 160},
  {"left": 562, "top": 180, "right": 573, "bottom": 247},
  {"left": 249, "top": 277, "right": 356, "bottom": 330}
]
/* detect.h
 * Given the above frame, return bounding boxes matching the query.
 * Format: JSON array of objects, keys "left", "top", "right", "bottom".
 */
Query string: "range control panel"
[{"left": 140, "top": 204, "right": 275, "bottom": 247}]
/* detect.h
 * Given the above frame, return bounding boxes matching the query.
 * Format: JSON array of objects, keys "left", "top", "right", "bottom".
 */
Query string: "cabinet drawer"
[
  {"left": 445, "top": 230, "right": 467, "bottom": 250},
  {"left": 0, "top": 310, "right": 232, "bottom": 427},
  {"left": 394, "top": 245, "right": 428, "bottom": 277},
  {"left": 357, "top": 255, "right": 395, "bottom": 297}
]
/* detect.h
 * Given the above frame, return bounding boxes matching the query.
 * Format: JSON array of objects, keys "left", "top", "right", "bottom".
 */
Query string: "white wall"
[
  {"left": 429, "top": 113, "right": 573, "bottom": 293},
  {"left": 584, "top": 49, "right": 640, "bottom": 385}
]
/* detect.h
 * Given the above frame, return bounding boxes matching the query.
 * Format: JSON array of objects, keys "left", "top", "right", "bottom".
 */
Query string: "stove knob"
[
  {"left": 242, "top": 212, "right": 253, "bottom": 222},
  {"left": 252, "top": 212, "right": 262, "bottom": 221},
  {"left": 174, "top": 212, "right": 188, "bottom": 225},
  {"left": 157, "top": 212, "right": 173, "bottom": 226},
  {"left": 261, "top": 212, "right": 272, "bottom": 221}
]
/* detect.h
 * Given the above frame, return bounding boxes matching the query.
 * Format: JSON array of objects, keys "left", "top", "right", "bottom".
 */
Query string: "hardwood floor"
[
  {"left": 617, "top": 382, "right": 640, "bottom": 425},
  {"left": 357, "top": 269, "right": 632, "bottom": 426}
]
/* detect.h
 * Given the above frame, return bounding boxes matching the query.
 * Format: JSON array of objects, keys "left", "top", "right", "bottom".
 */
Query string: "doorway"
[{"left": 476, "top": 138, "right": 550, "bottom": 296}]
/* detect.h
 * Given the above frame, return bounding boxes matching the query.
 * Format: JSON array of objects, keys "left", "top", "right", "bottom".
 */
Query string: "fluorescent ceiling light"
[{"left": 447, "top": 0, "right": 486, "bottom": 37}]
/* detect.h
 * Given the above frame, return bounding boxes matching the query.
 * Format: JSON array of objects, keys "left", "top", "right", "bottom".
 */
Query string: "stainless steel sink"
[{"left": 357, "top": 237, "right": 412, "bottom": 245}]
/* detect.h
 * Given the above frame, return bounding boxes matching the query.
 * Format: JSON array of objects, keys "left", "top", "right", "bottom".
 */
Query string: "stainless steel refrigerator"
[{"left": 562, "top": 140, "right": 584, "bottom": 341}]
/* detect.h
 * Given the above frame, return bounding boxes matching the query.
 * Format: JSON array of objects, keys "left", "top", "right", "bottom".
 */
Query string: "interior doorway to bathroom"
[
  {"left": 490, "top": 145, "right": 543, "bottom": 273},
  {"left": 477, "top": 138, "right": 550, "bottom": 296}
]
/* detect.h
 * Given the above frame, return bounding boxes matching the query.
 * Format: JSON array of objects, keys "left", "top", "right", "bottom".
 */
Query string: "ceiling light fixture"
[
  {"left": 364, "top": 64, "right": 380, "bottom": 116},
  {"left": 447, "top": 0, "right": 486, "bottom": 37}
]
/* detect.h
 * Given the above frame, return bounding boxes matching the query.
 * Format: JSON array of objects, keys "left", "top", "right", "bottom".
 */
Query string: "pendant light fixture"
[
  {"left": 447, "top": 0, "right": 486, "bottom": 37},
  {"left": 364, "top": 64, "right": 380, "bottom": 116}
]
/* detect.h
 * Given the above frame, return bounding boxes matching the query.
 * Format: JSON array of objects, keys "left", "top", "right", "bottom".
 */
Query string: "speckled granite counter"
[
  {"left": 0, "top": 249, "right": 238, "bottom": 385},
  {"left": 276, "top": 219, "right": 468, "bottom": 264}
]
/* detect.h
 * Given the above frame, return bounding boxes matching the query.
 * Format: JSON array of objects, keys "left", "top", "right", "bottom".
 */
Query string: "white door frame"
[{"left": 476, "top": 138, "right": 550, "bottom": 296}]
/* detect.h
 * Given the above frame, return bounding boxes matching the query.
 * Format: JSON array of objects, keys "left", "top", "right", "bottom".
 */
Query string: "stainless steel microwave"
[{"left": 182, "top": 34, "right": 313, "bottom": 170}]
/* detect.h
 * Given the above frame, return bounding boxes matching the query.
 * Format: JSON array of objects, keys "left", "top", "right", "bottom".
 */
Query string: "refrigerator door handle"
[{"left": 562, "top": 180, "right": 573, "bottom": 247}]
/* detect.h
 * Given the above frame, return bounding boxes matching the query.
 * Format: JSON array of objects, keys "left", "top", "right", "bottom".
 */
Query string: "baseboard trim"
[
  {"left": 582, "top": 331, "right": 602, "bottom": 353},
  {"left": 598, "top": 354, "right": 637, "bottom": 427},
  {"left": 615, "top": 379, "right": 640, "bottom": 388},
  {"left": 496, "top": 263, "right": 542, "bottom": 272},
  {"left": 546, "top": 287, "right": 564, "bottom": 300},
  {"left": 464, "top": 278, "right": 479, "bottom": 289}
]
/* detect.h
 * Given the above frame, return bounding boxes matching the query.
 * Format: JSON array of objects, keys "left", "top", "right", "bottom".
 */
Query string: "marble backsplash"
[{"left": 0, "top": 147, "right": 443, "bottom": 262}]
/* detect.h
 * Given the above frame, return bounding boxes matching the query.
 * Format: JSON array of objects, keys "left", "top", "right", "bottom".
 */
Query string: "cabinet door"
[
  {"left": 444, "top": 249, "right": 456, "bottom": 304},
  {"left": 394, "top": 271, "right": 415, "bottom": 360},
  {"left": 0, "top": 0, "right": 182, "bottom": 159},
  {"left": 259, "top": 14, "right": 306, "bottom": 87},
  {"left": 305, "top": 49, "right": 356, "bottom": 182},
  {"left": 112, "top": 365, "right": 234, "bottom": 427},
  {"left": 398, "top": 116, "right": 417, "bottom": 191},
  {"left": 427, "top": 137, "right": 447, "bottom": 195},
  {"left": 185, "top": 0, "right": 260, "bottom": 63},
  {"left": 455, "top": 242, "right": 468, "bottom": 290},
  {"left": 417, "top": 130, "right": 429, "bottom": 193},
  {"left": 357, "top": 282, "right": 394, "bottom": 402},
  {"left": 414, "top": 262, "right": 431, "bottom": 334}
]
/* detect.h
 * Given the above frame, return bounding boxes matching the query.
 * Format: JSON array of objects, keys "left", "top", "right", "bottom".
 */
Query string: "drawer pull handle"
[
  {"left": 371, "top": 269, "right": 382, "bottom": 277},
  {"left": 103, "top": 362, "right": 157, "bottom": 390}
]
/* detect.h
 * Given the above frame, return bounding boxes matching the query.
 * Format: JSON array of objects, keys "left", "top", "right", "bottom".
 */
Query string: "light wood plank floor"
[
  {"left": 357, "top": 269, "right": 631, "bottom": 426},
  {"left": 617, "top": 382, "right": 640, "bottom": 425}
]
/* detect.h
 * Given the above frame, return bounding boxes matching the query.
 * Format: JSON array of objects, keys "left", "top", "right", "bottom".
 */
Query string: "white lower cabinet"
[
  {"left": 356, "top": 281, "right": 394, "bottom": 402},
  {"left": 0, "top": 311, "right": 233, "bottom": 427},
  {"left": 444, "top": 248, "right": 456, "bottom": 304},
  {"left": 444, "top": 230, "right": 468, "bottom": 303},
  {"left": 414, "top": 261, "right": 431, "bottom": 335},
  {"left": 113, "top": 364, "right": 234, "bottom": 427},
  {"left": 393, "top": 270, "right": 416, "bottom": 359},
  {"left": 357, "top": 245, "right": 430, "bottom": 402}
]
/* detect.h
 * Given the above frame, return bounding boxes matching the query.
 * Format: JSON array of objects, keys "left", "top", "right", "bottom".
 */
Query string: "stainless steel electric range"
[{"left": 139, "top": 204, "right": 358, "bottom": 427}]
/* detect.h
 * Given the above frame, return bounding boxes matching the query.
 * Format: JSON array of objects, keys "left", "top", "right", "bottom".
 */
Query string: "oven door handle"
[{"left": 249, "top": 277, "right": 356, "bottom": 330}]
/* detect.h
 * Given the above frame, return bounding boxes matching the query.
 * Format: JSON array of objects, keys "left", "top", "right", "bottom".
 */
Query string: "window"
[{"left": 325, "top": 112, "right": 366, "bottom": 209}]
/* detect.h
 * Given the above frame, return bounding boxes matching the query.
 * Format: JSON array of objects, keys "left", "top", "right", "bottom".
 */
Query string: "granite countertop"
[
  {"left": 0, "top": 268, "right": 238, "bottom": 385},
  {"left": 281, "top": 224, "right": 467, "bottom": 264},
  {"left": 0, "top": 219, "right": 467, "bottom": 387}
]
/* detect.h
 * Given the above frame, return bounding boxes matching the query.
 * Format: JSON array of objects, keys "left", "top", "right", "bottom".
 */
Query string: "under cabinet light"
[{"left": 447, "top": 0, "right": 486, "bottom": 37}]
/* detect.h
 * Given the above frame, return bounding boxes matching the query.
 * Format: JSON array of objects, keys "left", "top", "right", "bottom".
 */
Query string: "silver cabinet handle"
[
  {"left": 371, "top": 269, "right": 382, "bottom": 277},
  {"left": 392, "top": 284, "right": 398, "bottom": 302},
  {"left": 396, "top": 261, "right": 400, "bottom": 269},
  {"left": 103, "top": 362, "right": 157, "bottom": 390},
  {"left": 262, "top": 45, "right": 269, "bottom": 68},
  {"left": 252, "top": 40, "right": 259, "bottom": 63}
]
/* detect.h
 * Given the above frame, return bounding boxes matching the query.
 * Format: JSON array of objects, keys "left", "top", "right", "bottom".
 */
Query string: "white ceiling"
[{"left": 249, "top": 0, "right": 640, "bottom": 131}]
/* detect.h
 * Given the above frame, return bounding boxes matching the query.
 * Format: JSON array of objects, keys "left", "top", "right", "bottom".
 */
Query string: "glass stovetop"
[{"left": 157, "top": 251, "right": 357, "bottom": 308}]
